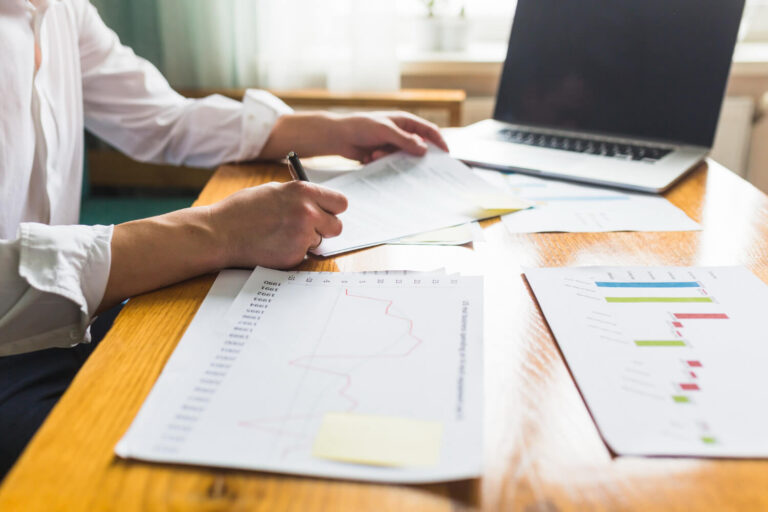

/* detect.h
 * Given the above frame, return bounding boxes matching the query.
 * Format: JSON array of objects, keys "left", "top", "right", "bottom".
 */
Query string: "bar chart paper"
[
  {"left": 117, "top": 268, "right": 483, "bottom": 483},
  {"left": 525, "top": 266, "right": 768, "bottom": 457}
]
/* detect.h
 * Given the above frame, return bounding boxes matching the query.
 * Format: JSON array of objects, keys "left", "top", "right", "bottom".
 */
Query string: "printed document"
[
  {"left": 117, "top": 268, "right": 483, "bottom": 483},
  {"left": 476, "top": 170, "right": 700, "bottom": 233},
  {"left": 525, "top": 265, "right": 768, "bottom": 457},
  {"left": 313, "top": 146, "right": 527, "bottom": 256}
]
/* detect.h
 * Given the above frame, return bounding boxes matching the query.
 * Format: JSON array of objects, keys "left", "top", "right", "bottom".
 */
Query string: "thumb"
[{"left": 382, "top": 123, "right": 429, "bottom": 156}]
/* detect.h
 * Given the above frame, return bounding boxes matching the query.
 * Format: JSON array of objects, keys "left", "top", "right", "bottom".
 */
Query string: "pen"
[{"left": 287, "top": 151, "right": 310, "bottom": 182}]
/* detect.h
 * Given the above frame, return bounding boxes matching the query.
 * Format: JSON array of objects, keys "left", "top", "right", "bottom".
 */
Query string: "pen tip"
[{"left": 287, "top": 151, "right": 297, "bottom": 159}]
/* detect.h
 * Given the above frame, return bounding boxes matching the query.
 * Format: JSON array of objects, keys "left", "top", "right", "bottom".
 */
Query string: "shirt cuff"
[
  {"left": 17, "top": 223, "right": 114, "bottom": 342},
  {"left": 238, "top": 89, "right": 293, "bottom": 161}
]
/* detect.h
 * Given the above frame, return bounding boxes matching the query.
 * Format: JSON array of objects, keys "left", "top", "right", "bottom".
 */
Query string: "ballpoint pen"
[{"left": 287, "top": 151, "right": 310, "bottom": 182}]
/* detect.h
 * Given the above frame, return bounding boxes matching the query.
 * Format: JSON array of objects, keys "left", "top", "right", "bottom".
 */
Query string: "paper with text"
[
  {"left": 117, "top": 268, "right": 483, "bottom": 483},
  {"left": 525, "top": 265, "right": 768, "bottom": 457},
  {"left": 387, "top": 222, "right": 484, "bottom": 246},
  {"left": 313, "top": 146, "right": 528, "bottom": 256},
  {"left": 476, "top": 170, "right": 700, "bottom": 233}
]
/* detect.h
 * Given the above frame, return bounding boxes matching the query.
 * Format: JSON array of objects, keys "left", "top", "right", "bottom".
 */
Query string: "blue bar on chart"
[
  {"left": 595, "top": 282, "right": 700, "bottom": 288},
  {"left": 606, "top": 297, "right": 712, "bottom": 303},
  {"left": 524, "top": 196, "right": 630, "bottom": 202}
]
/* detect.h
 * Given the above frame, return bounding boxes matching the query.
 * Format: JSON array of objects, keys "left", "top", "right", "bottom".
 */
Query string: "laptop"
[{"left": 445, "top": 0, "right": 746, "bottom": 193}]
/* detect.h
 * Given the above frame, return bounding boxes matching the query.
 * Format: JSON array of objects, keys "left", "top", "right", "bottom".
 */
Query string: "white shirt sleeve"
[
  {"left": 76, "top": 1, "right": 293, "bottom": 168},
  {"left": 0, "top": 223, "right": 113, "bottom": 356}
]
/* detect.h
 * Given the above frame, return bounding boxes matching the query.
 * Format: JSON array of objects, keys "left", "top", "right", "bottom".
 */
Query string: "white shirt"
[{"left": 0, "top": 0, "right": 292, "bottom": 356}]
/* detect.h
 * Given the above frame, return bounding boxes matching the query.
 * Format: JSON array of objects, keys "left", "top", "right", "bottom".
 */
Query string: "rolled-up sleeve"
[
  {"left": 0, "top": 223, "right": 113, "bottom": 356},
  {"left": 77, "top": 1, "right": 292, "bottom": 168}
]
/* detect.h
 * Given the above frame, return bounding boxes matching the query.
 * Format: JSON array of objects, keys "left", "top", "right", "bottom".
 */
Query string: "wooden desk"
[{"left": 2, "top": 160, "right": 768, "bottom": 511}]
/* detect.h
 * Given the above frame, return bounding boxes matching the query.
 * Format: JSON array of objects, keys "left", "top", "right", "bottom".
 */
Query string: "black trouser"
[{"left": 0, "top": 304, "right": 122, "bottom": 481}]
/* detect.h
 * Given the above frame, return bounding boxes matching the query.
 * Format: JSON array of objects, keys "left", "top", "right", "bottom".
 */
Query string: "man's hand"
[
  {"left": 330, "top": 112, "right": 450, "bottom": 163},
  {"left": 102, "top": 108, "right": 446, "bottom": 312},
  {"left": 258, "top": 111, "right": 450, "bottom": 163},
  {"left": 208, "top": 181, "right": 347, "bottom": 269},
  {"left": 102, "top": 182, "right": 347, "bottom": 311}
]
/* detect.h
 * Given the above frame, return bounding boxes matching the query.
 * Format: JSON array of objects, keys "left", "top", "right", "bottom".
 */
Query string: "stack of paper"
[
  {"left": 117, "top": 268, "right": 483, "bottom": 483},
  {"left": 526, "top": 265, "right": 768, "bottom": 457},
  {"left": 313, "top": 146, "right": 527, "bottom": 256},
  {"left": 387, "top": 222, "right": 484, "bottom": 246},
  {"left": 475, "top": 170, "right": 700, "bottom": 233},
  {"left": 301, "top": 155, "right": 363, "bottom": 183}
]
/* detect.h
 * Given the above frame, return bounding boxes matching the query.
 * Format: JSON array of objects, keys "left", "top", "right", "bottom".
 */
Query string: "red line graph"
[
  {"left": 239, "top": 288, "right": 424, "bottom": 434},
  {"left": 674, "top": 313, "right": 729, "bottom": 320},
  {"left": 286, "top": 288, "right": 424, "bottom": 410}
]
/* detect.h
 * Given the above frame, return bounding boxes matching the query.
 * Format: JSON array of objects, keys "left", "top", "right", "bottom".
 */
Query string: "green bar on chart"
[
  {"left": 672, "top": 395, "right": 691, "bottom": 403},
  {"left": 701, "top": 436, "right": 717, "bottom": 444},
  {"left": 605, "top": 297, "right": 713, "bottom": 303},
  {"left": 634, "top": 340, "right": 687, "bottom": 347}
]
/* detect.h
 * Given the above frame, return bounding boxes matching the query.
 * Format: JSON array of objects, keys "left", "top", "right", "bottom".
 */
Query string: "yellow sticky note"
[{"left": 312, "top": 413, "right": 443, "bottom": 467}]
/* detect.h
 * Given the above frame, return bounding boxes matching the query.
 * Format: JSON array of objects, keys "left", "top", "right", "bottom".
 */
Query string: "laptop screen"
[{"left": 493, "top": 0, "right": 744, "bottom": 147}]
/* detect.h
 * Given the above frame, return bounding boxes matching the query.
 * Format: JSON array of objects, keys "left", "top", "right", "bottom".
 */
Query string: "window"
[
  {"left": 742, "top": 0, "right": 768, "bottom": 42},
  {"left": 397, "top": 0, "right": 768, "bottom": 52}
]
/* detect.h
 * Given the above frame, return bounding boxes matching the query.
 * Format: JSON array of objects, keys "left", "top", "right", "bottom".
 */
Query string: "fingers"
[
  {"left": 281, "top": 182, "right": 345, "bottom": 250},
  {"left": 314, "top": 208, "right": 343, "bottom": 238},
  {"left": 311, "top": 184, "right": 348, "bottom": 215},
  {"left": 370, "top": 146, "right": 398, "bottom": 161},
  {"left": 391, "top": 113, "right": 450, "bottom": 152},
  {"left": 287, "top": 181, "right": 348, "bottom": 215},
  {"left": 348, "top": 147, "right": 374, "bottom": 164},
  {"left": 309, "top": 231, "right": 324, "bottom": 251},
  {"left": 381, "top": 120, "right": 429, "bottom": 156},
  {"left": 297, "top": 204, "right": 341, "bottom": 256}
]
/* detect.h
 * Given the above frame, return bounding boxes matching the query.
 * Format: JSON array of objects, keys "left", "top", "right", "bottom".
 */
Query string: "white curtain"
[{"left": 155, "top": 0, "right": 400, "bottom": 92}]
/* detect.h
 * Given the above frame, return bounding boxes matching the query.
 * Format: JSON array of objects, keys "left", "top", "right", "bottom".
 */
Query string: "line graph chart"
[
  {"left": 117, "top": 268, "right": 483, "bottom": 483},
  {"left": 237, "top": 287, "right": 429, "bottom": 454},
  {"left": 286, "top": 288, "right": 424, "bottom": 405}
]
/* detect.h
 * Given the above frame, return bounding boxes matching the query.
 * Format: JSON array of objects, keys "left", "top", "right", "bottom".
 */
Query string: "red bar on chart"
[
  {"left": 680, "top": 383, "right": 700, "bottom": 391},
  {"left": 673, "top": 313, "right": 729, "bottom": 319},
  {"left": 687, "top": 360, "right": 703, "bottom": 367},
  {"left": 672, "top": 321, "right": 683, "bottom": 328},
  {"left": 690, "top": 371, "right": 697, "bottom": 378}
]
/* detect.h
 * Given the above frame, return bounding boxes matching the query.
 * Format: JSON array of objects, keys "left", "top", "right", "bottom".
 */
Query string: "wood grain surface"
[{"left": 2, "top": 159, "right": 768, "bottom": 511}]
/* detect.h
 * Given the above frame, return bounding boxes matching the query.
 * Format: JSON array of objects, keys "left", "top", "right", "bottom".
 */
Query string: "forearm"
[
  {"left": 258, "top": 111, "right": 443, "bottom": 164},
  {"left": 100, "top": 206, "right": 223, "bottom": 312},
  {"left": 258, "top": 112, "right": 342, "bottom": 160}
]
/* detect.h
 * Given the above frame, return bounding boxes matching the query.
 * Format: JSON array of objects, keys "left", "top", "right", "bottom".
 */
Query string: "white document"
[
  {"left": 387, "top": 222, "right": 485, "bottom": 246},
  {"left": 313, "top": 146, "right": 527, "bottom": 256},
  {"left": 117, "top": 268, "right": 483, "bottom": 483},
  {"left": 301, "top": 155, "right": 363, "bottom": 183},
  {"left": 477, "top": 170, "right": 700, "bottom": 233},
  {"left": 525, "top": 265, "right": 768, "bottom": 457}
]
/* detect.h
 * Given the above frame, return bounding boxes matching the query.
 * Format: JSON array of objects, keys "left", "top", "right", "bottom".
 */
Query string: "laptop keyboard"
[{"left": 497, "top": 128, "right": 672, "bottom": 163}]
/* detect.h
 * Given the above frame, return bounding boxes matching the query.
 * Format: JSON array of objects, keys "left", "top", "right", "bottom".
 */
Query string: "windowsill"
[
  {"left": 400, "top": 41, "right": 768, "bottom": 77},
  {"left": 733, "top": 42, "right": 768, "bottom": 75},
  {"left": 399, "top": 43, "right": 506, "bottom": 76}
]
